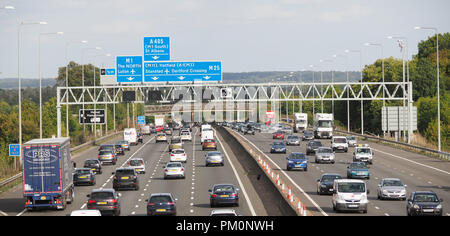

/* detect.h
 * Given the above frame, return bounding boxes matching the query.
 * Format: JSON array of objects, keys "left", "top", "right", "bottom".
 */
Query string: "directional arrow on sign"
[
  {"left": 152, "top": 56, "right": 159, "bottom": 60},
  {"left": 152, "top": 77, "right": 159, "bottom": 80},
  {"left": 204, "top": 76, "right": 211, "bottom": 80},
  {"left": 127, "top": 77, "right": 134, "bottom": 81},
  {"left": 178, "top": 76, "right": 185, "bottom": 80}
]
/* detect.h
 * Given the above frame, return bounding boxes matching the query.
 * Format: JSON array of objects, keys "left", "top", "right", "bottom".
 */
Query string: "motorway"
[
  {"left": 0, "top": 127, "right": 264, "bottom": 216},
  {"left": 229, "top": 128, "right": 450, "bottom": 216}
]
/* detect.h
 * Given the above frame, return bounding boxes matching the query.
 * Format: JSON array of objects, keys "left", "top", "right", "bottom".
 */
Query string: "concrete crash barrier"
[{"left": 216, "top": 125, "right": 313, "bottom": 216}]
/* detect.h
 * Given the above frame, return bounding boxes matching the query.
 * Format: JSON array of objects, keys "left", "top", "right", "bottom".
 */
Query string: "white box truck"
[
  {"left": 294, "top": 113, "right": 308, "bottom": 133},
  {"left": 313, "top": 113, "right": 334, "bottom": 139},
  {"left": 124, "top": 128, "right": 138, "bottom": 145},
  {"left": 155, "top": 115, "right": 165, "bottom": 127}
]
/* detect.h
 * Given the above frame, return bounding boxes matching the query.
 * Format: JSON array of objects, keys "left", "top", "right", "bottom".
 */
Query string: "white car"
[
  {"left": 353, "top": 144, "right": 374, "bottom": 164},
  {"left": 170, "top": 149, "right": 187, "bottom": 163},
  {"left": 331, "top": 136, "right": 348, "bottom": 152},
  {"left": 70, "top": 210, "right": 102, "bottom": 216},
  {"left": 346, "top": 136, "right": 357, "bottom": 147},
  {"left": 163, "top": 162, "right": 185, "bottom": 179},
  {"left": 210, "top": 209, "right": 238, "bottom": 216},
  {"left": 180, "top": 131, "right": 192, "bottom": 142},
  {"left": 127, "top": 158, "right": 146, "bottom": 174}
]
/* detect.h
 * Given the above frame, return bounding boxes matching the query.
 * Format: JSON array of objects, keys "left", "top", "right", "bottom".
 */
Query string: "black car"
[
  {"left": 302, "top": 131, "right": 314, "bottom": 141},
  {"left": 317, "top": 173, "right": 342, "bottom": 195},
  {"left": 98, "top": 144, "right": 116, "bottom": 153},
  {"left": 83, "top": 159, "right": 102, "bottom": 174},
  {"left": 209, "top": 184, "right": 240, "bottom": 207},
  {"left": 87, "top": 189, "right": 121, "bottom": 216},
  {"left": 146, "top": 193, "right": 177, "bottom": 216},
  {"left": 406, "top": 191, "right": 443, "bottom": 216},
  {"left": 74, "top": 168, "right": 96, "bottom": 186},
  {"left": 306, "top": 140, "right": 323, "bottom": 155},
  {"left": 137, "top": 132, "right": 144, "bottom": 143},
  {"left": 112, "top": 167, "right": 139, "bottom": 191},
  {"left": 115, "top": 144, "right": 125, "bottom": 156},
  {"left": 243, "top": 127, "right": 255, "bottom": 135}
]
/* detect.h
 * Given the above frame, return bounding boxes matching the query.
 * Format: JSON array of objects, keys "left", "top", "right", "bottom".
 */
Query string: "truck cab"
[
  {"left": 313, "top": 113, "right": 333, "bottom": 139},
  {"left": 294, "top": 113, "right": 308, "bottom": 133}
]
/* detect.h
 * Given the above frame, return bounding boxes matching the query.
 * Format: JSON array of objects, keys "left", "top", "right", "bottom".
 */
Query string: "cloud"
[{"left": 318, "top": 5, "right": 374, "bottom": 22}]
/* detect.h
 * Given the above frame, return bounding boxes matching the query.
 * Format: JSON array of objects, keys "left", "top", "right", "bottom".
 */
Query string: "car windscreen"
[
  {"left": 382, "top": 179, "right": 403, "bottom": 187},
  {"left": 91, "top": 192, "right": 114, "bottom": 199},
  {"left": 347, "top": 136, "right": 355, "bottom": 140},
  {"left": 317, "top": 148, "right": 332, "bottom": 153},
  {"left": 287, "top": 136, "right": 299, "bottom": 140},
  {"left": 115, "top": 169, "right": 135, "bottom": 175},
  {"left": 334, "top": 138, "right": 347, "bottom": 143},
  {"left": 289, "top": 153, "right": 305, "bottom": 159},
  {"left": 337, "top": 182, "right": 366, "bottom": 193},
  {"left": 321, "top": 175, "right": 342, "bottom": 182},
  {"left": 150, "top": 196, "right": 172, "bottom": 203},
  {"left": 311, "top": 141, "right": 322, "bottom": 146},
  {"left": 413, "top": 194, "right": 439, "bottom": 202},
  {"left": 214, "top": 185, "right": 234, "bottom": 192},
  {"left": 356, "top": 148, "right": 371, "bottom": 154},
  {"left": 273, "top": 142, "right": 284, "bottom": 146},
  {"left": 349, "top": 163, "right": 367, "bottom": 169},
  {"left": 85, "top": 160, "right": 98, "bottom": 165}
]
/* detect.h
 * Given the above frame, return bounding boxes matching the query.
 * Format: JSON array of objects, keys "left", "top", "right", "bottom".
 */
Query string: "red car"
[
  {"left": 155, "top": 126, "right": 164, "bottom": 132},
  {"left": 273, "top": 131, "right": 284, "bottom": 139},
  {"left": 202, "top": 139, "right": 217, "bottom": 150}
]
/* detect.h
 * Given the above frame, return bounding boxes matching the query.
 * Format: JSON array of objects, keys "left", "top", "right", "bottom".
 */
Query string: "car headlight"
[
  {"left": 382, "top": 190, "right": 388, "bottom": 194},
  {"left": 436, "top": 204, "right": 442, "bottom": 209},
  {"left": 288, "top": 161, "right": 294, "bottom": 164},
  {"left": 302, "top": 161, "right": 307, "bottom": 164},
  {"left": 413, "top": 204, "right": 420, "bottom": 209}
]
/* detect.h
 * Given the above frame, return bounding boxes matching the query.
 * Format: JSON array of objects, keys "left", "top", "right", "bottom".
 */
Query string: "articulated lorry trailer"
[
  {"left": 22, "top": 137, "right": 74, "bottom": 211},
  {"left": 313, "top": 113, "right": 334, "bottom": 139},
  {"left": 293, "top": 113, "right": 308, "bottom": 133}
]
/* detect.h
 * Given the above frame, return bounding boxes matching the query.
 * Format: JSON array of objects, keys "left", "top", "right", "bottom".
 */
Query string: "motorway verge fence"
[
  {"left": 334, "top": 129, "right": 450, "bottom": 160},
  {"left": 0, "top": 131, "right": 122, "bottom": 188}
]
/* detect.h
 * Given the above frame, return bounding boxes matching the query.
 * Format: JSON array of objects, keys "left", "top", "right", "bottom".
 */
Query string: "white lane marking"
[
  {"left": 234, "top": 130, "right": 328, "bottom": 216},
  {"left": 215, "top": 128, "right": 257, "bottom": 216},
  {"left": 16, "top": 209, "right": 27, "bottom": 216},
  {"left": 372, "top": 148, "right": 450, "bottom": 175},
  {"left": 0, "top": 210, "right": 8, "bottom": 216}
]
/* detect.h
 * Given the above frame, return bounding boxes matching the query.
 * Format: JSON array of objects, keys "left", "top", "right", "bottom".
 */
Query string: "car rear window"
[
  {"left": 115, "top": 169, "right": 135, "bottom": 175},
  {"left": 129, "top": 160, "right": 143, "bottom": 166},
  {"left": 99, "top": 151, "right": 113, "bottom": 155},
  {"left": 214, "top": 185, "right": 234, "bottom": 192},
  {"left": 91, "top": 192, "right": 114, "bottom": 199},
  {"left": 85, "top": 160, "right": 98, "bottom": 164},
  {"left": 150, "top": 196, "right": 172, "bottom": 203},
  {"left": 76, "top": 169, "right": 91, "bottom": 175},
  {"left": 172, "top": 150, "right": 185, "bottom": 154},
  {"left": 289, "top": 153, "right": 305, "bottom": 159}
]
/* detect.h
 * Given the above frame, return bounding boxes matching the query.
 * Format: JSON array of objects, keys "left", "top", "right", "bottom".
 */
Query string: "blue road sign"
[
  {"left": 116, "top": 56, "right": 143, "bottom": 83},
  {"left": 137, "top": 116, "right": 146, "bottom": 125},
  {"left": 105, "top": 68, "right": 115, "bottom": 75},
  {"left": 9, "top": 144, "right": 20, "bottom": 157},
  {"left": 144, "top": 61, "right": 222, "bottom": 82},
  {"left": 144, "top": 37, "right": 170, "bottom": 61}
]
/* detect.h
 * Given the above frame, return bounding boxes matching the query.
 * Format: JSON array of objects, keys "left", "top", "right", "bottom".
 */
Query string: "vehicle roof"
[
  {"left": 91, "top": 188, "right": 115, "bottom": 193},
  {"left": 130, "top": 157, "right": 144, "bottom": 160},
  {"left": 115, "top": 167, "right": 135, "bottom": 171},
  {"left": 70, "top": 210, "right": 101, "bottom": 216},
  {"left": 213, "top": 183, "right": 235, "bottom": 187},
  {"left": 334, "top": 179, "right": 365, "bottom": 184},
  {"left": 412, "top": 191, "right": 437, "bottom": 194},
  {"left": 210, "top": 209, "right": 236, "bottom": 214},
  {"left": 321, "top": 173, "right": 342, "bottom": 177},
  {"left": 150, "top": 193, "right": 173, "bottom": 197}
]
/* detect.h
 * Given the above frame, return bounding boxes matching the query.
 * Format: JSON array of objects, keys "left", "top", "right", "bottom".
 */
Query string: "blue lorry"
[{"left": 22, "top": 137, "right": 74, "bottom": 210}]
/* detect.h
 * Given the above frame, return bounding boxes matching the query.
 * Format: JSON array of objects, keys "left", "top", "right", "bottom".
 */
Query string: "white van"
[
  {"left": 201, "top": 129, "right": 214, "bottom": 144},
  {"left": 331, "top": 136, "right": 348, "bottom": 152},
  {"left": 124, "top": 128, "right": 138, "bottom": 146},
  {"left": 332, "top": 179, "right": 369, "bottom": 213}
]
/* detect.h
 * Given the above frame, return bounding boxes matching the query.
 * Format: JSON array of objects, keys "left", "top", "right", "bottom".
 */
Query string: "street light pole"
[
  {"left": 345, "top": 49, "right": 364, "bottom": 135},
  {"left": 334, "top": 53, "right": 350, "bottom": 132},
  {"left": 39, "top": 32, "right": 63, "bottom": 139},
  {"left": 414, "top": 26, "right": 441, "bottom": 151}
]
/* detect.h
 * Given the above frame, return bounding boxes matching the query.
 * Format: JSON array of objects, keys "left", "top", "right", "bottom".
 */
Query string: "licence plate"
[
  {"left": 41, "top": 196, "right": 46, "bottom": 200},
  {"left": 79, "top": 176, "right": 87, "bottom": 179},
  {"left": 156, "top": 209, "right": 166, "bottom": 212},
  {"left": 211, "top": 160, "right": 218, "bottom": 163},
  {"left": 357, "top": 172, "right": 365, "bottom": 175},
  {"left": 423, "top": 209, "right": 434, "bottom": 213},
  {"left": 348, "top": 204, "right": 358, "bottom": 208},
  {"left": 220, "top": 195, "right": 229, "bottom": 198},
  {"left": 121, "top": 177, "right": 129, "bottom": 179},
  {"left": 91, "top": 168, "right": 96, "bottom": 171},
  {"left": 170, "top": 169, "right": 177, "bottom": 172},
  {"left": 97, "top": 202, "right": 107, "bottom": 205}
]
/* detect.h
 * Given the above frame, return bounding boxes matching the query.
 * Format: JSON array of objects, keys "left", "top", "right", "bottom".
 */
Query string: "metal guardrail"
[
  {"left": 0, "top": 130, "right": 123, "bottom": 188},
  {"left": 335, "top": 129, "right": 450, "bottom": 160}
]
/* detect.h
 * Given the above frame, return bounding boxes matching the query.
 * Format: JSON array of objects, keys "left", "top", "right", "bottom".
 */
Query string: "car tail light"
[
  {"left": 164, "top": 169, "right": 168, "bottom": 172},
  {"left": 232, "top": 193, "right": 237, "bottom": 197},
  {"left": 88, "top": 200, "right": 96, "bottom": 204},
  {"left": 170, "top": 154, "right": 174, "bottom": 156},
  {"left": 148, "top": 203, "right": 155, "bottom": 206},
  {"left": 181, "top": 168, "right": 184, "bottom": 172},
  {"left": 109, "top": 199, "right": 117, "bottom": 204},
  {"left": 211, "top": 194, "right": 217, "bottom": 198},
  {"left": 183, "top": 153, "right": 186, "bottom": 156},
  {"left": 167, "top": 202, "right": 174, "bottom": 206}
]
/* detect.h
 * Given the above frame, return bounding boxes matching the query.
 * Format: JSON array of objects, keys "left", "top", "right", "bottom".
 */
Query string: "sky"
[{"left": 0, "top": 0, "right": 449, "bottom": 79}]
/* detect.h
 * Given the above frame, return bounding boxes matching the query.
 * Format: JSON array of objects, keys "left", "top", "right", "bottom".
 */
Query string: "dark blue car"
[
  {"left": 270, "top": 141, "right": 287, "bottom": 154},
  {"left": 286, "top": 152, "right": 308, "bottom": 171},
  {"left": 347, "top": 162, "right": 370, "bottom": 179}
]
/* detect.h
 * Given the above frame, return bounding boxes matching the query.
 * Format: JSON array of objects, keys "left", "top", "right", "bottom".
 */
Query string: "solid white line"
[
  {"left": 372, "top": 148, "right": 450, "bottom": 175},
  {"left": 16, "top": 209, "right": 27, "bottom": 216},
  {"left": 233, "top": 130, "right": 328, "bottom": 216},
  {"left": 0, "top": 210, "right": 8, "bottom": 216},
  {"left": 215, "top": 128, "right": 257, "bottom": 216}
]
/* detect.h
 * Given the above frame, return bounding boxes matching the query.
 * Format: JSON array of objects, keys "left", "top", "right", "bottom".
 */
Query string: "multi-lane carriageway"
[{"left": 0, "top": 126, "right": 449, "bottom": 216}]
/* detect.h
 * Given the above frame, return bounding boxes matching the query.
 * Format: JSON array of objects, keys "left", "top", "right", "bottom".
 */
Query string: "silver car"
[
  {"left": 315, "top": 147, "right": 335, "bottom": 164},
  {"left": 377, "top": 178, "right": 407, "bottom": 200},
  {"left": 286, "top": 135, "right": 300, "bottom": 146},
  {"left": 347, "top": 136, "right": 357, "bottom": 147},
  {"left": 205, "top": 151, "right": 224, "bottom": 167},
  {"left": 163, "top": 162, "right": 185, "bottom": 179}
]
